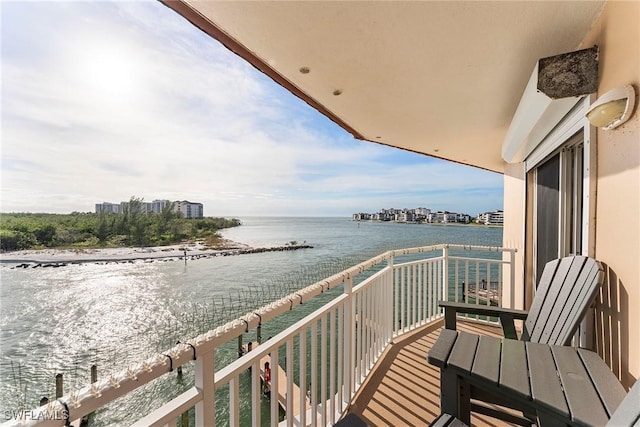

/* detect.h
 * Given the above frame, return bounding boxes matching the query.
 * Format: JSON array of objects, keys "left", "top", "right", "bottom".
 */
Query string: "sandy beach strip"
[{"left": 0, "top": 239, "right": 252, "bottom": 265}]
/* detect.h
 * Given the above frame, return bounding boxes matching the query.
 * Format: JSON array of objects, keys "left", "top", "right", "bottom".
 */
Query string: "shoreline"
[{"left": 0, "top": 239, "right": 313, "bottom": 267}]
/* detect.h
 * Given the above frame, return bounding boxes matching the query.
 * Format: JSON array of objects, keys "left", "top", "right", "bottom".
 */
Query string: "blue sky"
[{"left": 1, "top": 1, "right": 503, "bottom": 217}]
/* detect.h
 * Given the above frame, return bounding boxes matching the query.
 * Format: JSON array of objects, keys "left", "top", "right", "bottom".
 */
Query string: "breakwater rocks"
[{"left": 5, "top": 245, "right": 314, "bottom": 269}]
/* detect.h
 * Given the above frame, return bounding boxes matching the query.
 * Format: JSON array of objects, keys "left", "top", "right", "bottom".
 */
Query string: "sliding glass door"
[{"left": 531, "top": 130, "right": 584, "bottom": 286}]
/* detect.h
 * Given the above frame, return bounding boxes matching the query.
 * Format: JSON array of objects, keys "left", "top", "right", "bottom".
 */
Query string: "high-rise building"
[{"left": 173, "top": 201, "right": 204, "bottom": 219}]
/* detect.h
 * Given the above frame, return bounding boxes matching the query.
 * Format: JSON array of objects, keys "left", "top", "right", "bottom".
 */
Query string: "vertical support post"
[
  {"left": 387, "top": 264, "right": 394, "bottom": 343},
  {"left": 237, "top": 335, "right": 243, "bottom": 358},
  {"left": 342, "top": 276, "right": 353, "bottom": 405},
  {"left": 329, "top": 310, "right": 336, "bottom": 424},
  {"left": 251, "top": 360, "right": 261, "bottom": 427},
  {"left": 336, "top": 304, "right": 343, "bottom": 414},
  {"left": 286, "top": 339, "right": 294, "bottom": 427},
  {"left": 195, "top": 350, "right": 215, "bottom": 427},
  {"left": 257, "top": 324, "right": 262, "bottom": 345},
  {"left": 412, "top": 263, "right": 418, "bottom": 327},
  {"left": 181, "top": 410, "right": 189, "bottom": 427},
  {"left": 90, "top": 365, "right": 97, "bottom": 384},
  {"left": 299, "top": 329, "right": 307, "bottom": 427},
  {"left": 320, "top": 315, "right": 327, "bottom": 427},
  {"left": 509, "top": 249, "right": 516, "bottom": 309},
  {"left": 417, "top": 259, "right": 423, "bottom": 325},
  {"left": 270, "top": 351, "right": 279, "bottom": 427},
  {"left": 394, "top": 258, "right": 400, "bottom": 336},
  {"left": 442, "top": 246, "right": 450, "bottom": 304},
  {"left": 229, "top": 377, "right": 239, "bottom": 427},
  {"left": 89, "top": 364, "right": 99, "bottom": 422},
  {"left": 400, "top": 263, "right": 405, "bottom": 333},
  {"left": 390, "top": 254, "right": 396, "bottom": 340},
  {"left": 361, "top": 289, "right": 368, "bottom": 376},
  {"left": 310, "top": 324, "right": 318, "bottom": 427},
  {"left": 55, "top": 374, "right": 63, "bottom": 399}
]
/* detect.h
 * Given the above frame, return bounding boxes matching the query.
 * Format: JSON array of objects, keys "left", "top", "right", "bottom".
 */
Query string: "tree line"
[{"left": 0, "top": 197, "right": 241, "bottom": 251}]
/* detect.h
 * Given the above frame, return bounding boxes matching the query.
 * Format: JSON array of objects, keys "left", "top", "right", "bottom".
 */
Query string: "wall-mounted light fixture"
[{"left": 585, "top": 85, "right": 636, "bottom": 130}]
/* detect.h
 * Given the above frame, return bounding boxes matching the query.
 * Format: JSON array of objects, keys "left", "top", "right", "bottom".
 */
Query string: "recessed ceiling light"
[
  {"left": 299, "top": 66, "right": 310, "bottom": 74},
  {"left": 333, "top": 89, "right": 342, "bottom": 96}
]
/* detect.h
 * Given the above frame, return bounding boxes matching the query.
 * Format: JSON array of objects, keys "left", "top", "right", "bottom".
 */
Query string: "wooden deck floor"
[{"left": 347, "top": 320, "right": 517, "bottom": 427}]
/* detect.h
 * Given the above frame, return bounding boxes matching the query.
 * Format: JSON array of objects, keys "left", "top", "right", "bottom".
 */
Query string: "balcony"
[
  {"left": 7, "top": 244, "right": 518, "bottom": 427},
  {"left": 347, "top": 319, "right": 514, "bottom": 426}
]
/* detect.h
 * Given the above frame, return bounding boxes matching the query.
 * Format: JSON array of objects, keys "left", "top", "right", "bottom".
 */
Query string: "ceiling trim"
[
  {"left": 366, "top": 139, "right": 501, "bottom": 174},
  {"left": 159, "top": 0, "right": 365, "bottom": 141}
]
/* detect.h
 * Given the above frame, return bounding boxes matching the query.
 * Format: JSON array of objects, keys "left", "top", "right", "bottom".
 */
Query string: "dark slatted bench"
[
  {"left": 430, "top": 413, "right": 469, "bottom": 427},
  {"left": 428, "top": 329, "right": 638, "bottom": 426},
  {"left": 440, "top": 256, "right": 604, "bottom": 346},
  {"left": 334, "top": 413, "right": 369, "bottom": 427}
]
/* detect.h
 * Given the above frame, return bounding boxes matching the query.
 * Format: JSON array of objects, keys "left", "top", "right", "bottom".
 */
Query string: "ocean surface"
[{"left": 0, "top": 217, "right": 502, "bottom": 425}]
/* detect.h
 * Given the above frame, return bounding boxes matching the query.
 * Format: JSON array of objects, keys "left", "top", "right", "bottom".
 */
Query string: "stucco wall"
[
  {"left": 502, "top": 0, "right": 639, "bottom": 389},
  {"left": 580, "top": 0, "right": 639, "bottom": 389},
  {"left": 502, "top": 162, "right": 527, "bottom": 311}
]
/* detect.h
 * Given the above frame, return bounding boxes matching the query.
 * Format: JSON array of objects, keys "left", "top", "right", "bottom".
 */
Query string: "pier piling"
[
  {"left": 55, "top": 373, "right": 63, "bottom": 398},
  {"left": 90, "top": 365, "right": 97, "bottom": 384}
]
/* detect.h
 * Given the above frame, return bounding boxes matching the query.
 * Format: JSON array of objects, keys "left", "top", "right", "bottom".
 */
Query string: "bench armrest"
[
  {"left": 438, "top": 301, "right": 529, "bottom": 340},
  {"left": 606, "top": 379, "right": 640, "bottom": 427}
]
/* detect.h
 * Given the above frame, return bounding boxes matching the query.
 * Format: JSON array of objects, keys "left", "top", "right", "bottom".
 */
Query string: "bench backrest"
[{"left": 522, "top": 256, "right": 603, "bottom": 346}]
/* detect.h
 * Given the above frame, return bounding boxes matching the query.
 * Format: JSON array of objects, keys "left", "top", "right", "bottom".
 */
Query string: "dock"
[
  {"left": 462, "top": 280, "right": 500, "bottom": 304},
  {"left": 465, "top": 288, "right": 500, "bottom": 303},
  {"left": 242, "top": 342, "right": 312, "bottom": 421}
]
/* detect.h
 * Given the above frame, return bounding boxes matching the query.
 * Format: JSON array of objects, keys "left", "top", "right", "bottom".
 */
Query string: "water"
[{"left": 0, "top": 217, "right": 501, "bottom": 424}]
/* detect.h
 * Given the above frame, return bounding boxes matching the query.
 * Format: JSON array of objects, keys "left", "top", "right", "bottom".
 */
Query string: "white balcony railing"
[{"left": 5, "top": 244, "right": 516, "bottom": 427}]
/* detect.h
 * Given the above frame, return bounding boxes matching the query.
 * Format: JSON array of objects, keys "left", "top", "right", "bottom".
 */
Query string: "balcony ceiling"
[{"left": 164, "top": 1, "right": 605, "bottom": 173}]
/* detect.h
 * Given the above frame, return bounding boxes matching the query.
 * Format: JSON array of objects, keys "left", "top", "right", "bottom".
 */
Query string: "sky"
[{"left": 1, "top": 1, "right": 503, "bottom": 217}]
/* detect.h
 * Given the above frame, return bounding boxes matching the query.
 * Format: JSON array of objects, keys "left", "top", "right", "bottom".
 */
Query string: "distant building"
[
  {"left": 152, "top": 199, "right": 173, "bottom": 214},
  {"left": 354, "top": 207, "right": 472, "bottom": 224},
  {"left": 119, "top": 201, "right": 152, "bottom": 214},
  {"left": 428, "top": 211, "right": 446, "bottom": 223},
  {"left": 396, "top": 210, "right": 415, "bottom": 222},
  {"left": 95, "top": 198, "right": 203, "bottom": 218},
  {"left": 353, "top": 213, "right": 372, "bottom": 221},
  {"left": 174, "top": 200, "right": 204, "bottom": 219},
  {"left": 376, "top": 209, "right": 395, "bottom": 221},
  {"left": 477, "top": 210, "right": 504, "bottom": 225},
  {"left": 456, "top": 213, "right": 471, "bottom": 223},
  {"left": 95, "top": 202, "right": 121, "bottom": 214}
]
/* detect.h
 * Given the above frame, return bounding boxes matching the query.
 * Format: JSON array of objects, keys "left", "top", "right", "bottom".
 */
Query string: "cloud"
[{"left": 1, "top": 1, "right": 503, "bottom": 217}]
